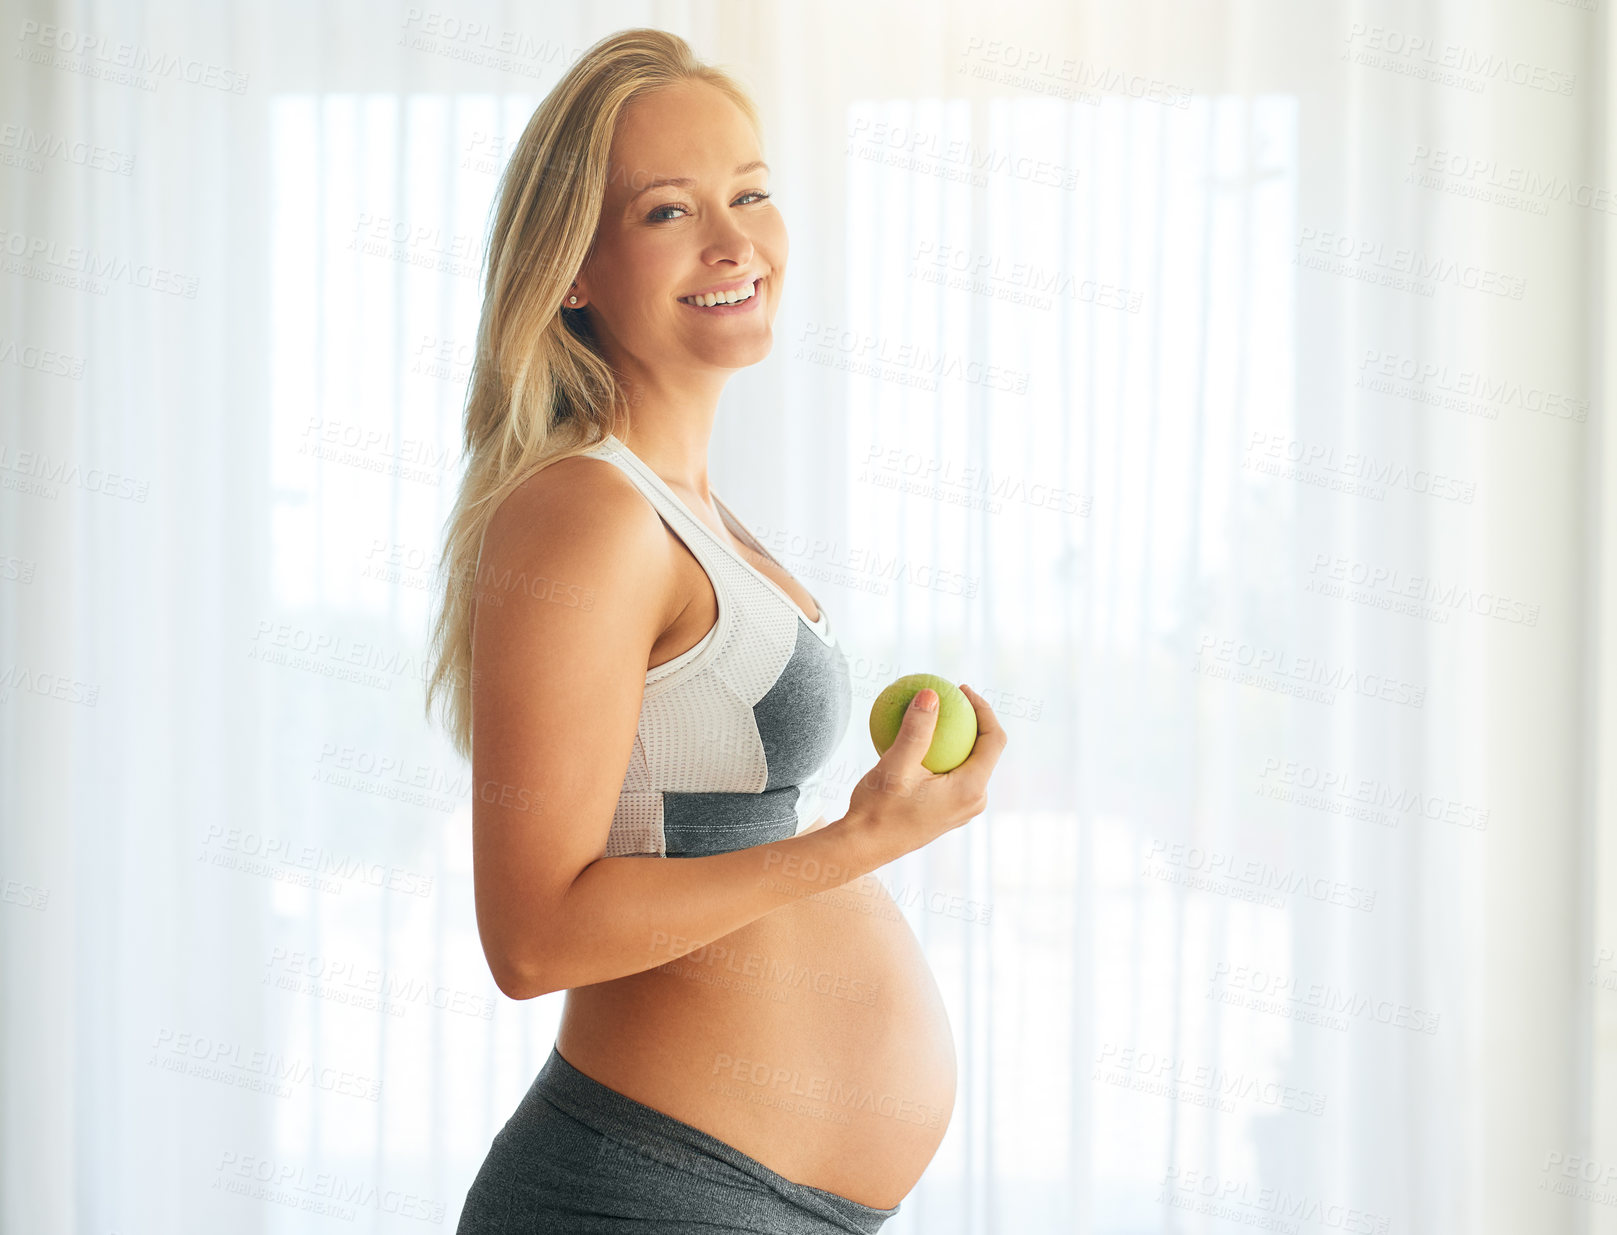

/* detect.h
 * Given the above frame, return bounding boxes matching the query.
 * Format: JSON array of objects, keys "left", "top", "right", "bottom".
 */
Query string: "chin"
[{"left": 704, "top": 335, "right": 774, "bottom": 368}]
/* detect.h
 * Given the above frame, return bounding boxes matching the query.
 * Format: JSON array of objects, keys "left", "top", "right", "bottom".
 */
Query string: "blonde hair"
[{"left": 423, "top": 27, "right": 762, "bottom": 762}]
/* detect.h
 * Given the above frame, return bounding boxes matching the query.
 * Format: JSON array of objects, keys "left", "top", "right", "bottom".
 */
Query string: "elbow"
[
  {"left": 477, "top": 888, "right": 577, "bottom": 1000},
  {"left": 487, "top": 949, "right": 552, "bottom": 1001}
]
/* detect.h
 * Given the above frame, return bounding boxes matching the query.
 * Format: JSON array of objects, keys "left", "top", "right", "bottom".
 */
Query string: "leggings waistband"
[{"left": 536, "top": 1045, "right": 901, "bottom": 1233}]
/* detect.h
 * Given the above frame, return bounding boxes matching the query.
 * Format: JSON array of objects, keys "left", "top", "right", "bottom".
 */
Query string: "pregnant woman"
[{"left": 426, "top": 28, "right": 1006, "bottom": 1234}]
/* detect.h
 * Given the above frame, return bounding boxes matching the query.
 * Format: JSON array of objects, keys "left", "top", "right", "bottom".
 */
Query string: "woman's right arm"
[{"left": 469, "top": 456, "right": 1005, "bottom": 1001}]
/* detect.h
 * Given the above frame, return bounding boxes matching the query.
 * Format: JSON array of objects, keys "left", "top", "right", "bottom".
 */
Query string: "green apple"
[{"left": 869, "top": 673, "right": 978, "bottom": 773}]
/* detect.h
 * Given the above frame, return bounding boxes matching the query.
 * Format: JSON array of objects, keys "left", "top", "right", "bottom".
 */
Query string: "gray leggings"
[{"left": 457, "top": 1045, "right": 902, "bottom": 1234}]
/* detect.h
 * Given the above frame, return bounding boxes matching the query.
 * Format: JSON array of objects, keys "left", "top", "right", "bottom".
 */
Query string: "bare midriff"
[
  {"left": 555, "top": 505, "right": 957, "bottom": 1211},
  {"left": 556, "top": 845, "right": 957, "bottom": 1210}
]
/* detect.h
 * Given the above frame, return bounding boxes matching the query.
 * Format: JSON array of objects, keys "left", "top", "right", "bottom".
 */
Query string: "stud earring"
[{"left": 569, "top": 295, "right": 579, "bottom": 305}]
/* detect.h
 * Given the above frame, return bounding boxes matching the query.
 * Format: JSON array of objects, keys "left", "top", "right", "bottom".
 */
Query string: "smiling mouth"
[{"left": 678, "top": 277, "right": 761, "bottom": 308}]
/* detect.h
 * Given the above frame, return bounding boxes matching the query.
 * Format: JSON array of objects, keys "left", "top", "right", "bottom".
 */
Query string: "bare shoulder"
[
  {"left": 477, "top": 450, "right": 678, "bottom": 627},
  {"left": 483, "top": 451, "right": 664, "bottom": 571}
]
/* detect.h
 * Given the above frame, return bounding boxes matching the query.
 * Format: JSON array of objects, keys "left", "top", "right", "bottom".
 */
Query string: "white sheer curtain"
[{"left": 3, "top": 0, "right": 1612, "bottom": 1232}]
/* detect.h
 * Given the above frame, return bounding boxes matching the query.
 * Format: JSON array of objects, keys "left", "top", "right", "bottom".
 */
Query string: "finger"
[
  {"left": 958, "top": 684, "right": 1006, "bottom": 740},
  {"left": 884, "top": 687, "right": 941, "bottom": 765},
  {"left": 947, "top": 685, "right": 1008, "bottom": 775}
]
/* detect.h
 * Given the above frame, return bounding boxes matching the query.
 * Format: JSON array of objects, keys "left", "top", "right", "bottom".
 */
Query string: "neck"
[{"left": 609, "top": 371, "right": 727, "bottom": 500}]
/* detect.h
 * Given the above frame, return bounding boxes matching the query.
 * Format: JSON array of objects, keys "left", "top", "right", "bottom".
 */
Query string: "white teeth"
[{"left": 682, "top": 280, "right": 757, "bottom": 307}]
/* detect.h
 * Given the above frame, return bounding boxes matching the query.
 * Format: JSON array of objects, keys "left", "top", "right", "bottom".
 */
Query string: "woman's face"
[{"left": 574, "top": 79, "right": 786, "bottom": 383}]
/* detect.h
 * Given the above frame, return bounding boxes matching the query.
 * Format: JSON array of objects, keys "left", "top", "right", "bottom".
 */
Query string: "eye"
[{"left": 647, "top": 189, "right": 772, "bottom": 223}]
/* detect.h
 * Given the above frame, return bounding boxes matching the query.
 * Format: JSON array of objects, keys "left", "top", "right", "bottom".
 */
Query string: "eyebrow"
[{"left": 627, "top": 160, "right": 770, "bottom": 204}]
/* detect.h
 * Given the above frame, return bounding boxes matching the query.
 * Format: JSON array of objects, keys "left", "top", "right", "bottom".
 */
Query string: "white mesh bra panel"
[{"left": 576, "top": 434, "right": 846, "bottom": 859}]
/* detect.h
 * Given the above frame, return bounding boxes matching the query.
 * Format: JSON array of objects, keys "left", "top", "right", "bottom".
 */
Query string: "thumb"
[{"left": 885, "top": 688, "right": 940, "bottom": 762}]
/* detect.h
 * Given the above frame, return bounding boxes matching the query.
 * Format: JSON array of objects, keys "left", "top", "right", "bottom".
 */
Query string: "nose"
[{"left": 699, "top": 205, "right": 756, "bottom": 267}]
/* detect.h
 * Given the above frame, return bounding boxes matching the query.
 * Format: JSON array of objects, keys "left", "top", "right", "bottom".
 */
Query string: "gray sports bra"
[{"left": 575, "top": 433, "right": 852, "bottom": 858}]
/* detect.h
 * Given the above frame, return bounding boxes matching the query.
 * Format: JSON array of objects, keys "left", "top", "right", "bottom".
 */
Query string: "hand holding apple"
[
  {"left": 869, "top": 673, "right": 978, "bottom": 773},
  {"left": 844, "top": 676, "right": 1006, "bottom": 857}
]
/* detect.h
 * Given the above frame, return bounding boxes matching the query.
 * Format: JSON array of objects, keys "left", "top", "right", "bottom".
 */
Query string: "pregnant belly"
[{"left": 555, "top": 842, "right": 957, "bottom": 1211}]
